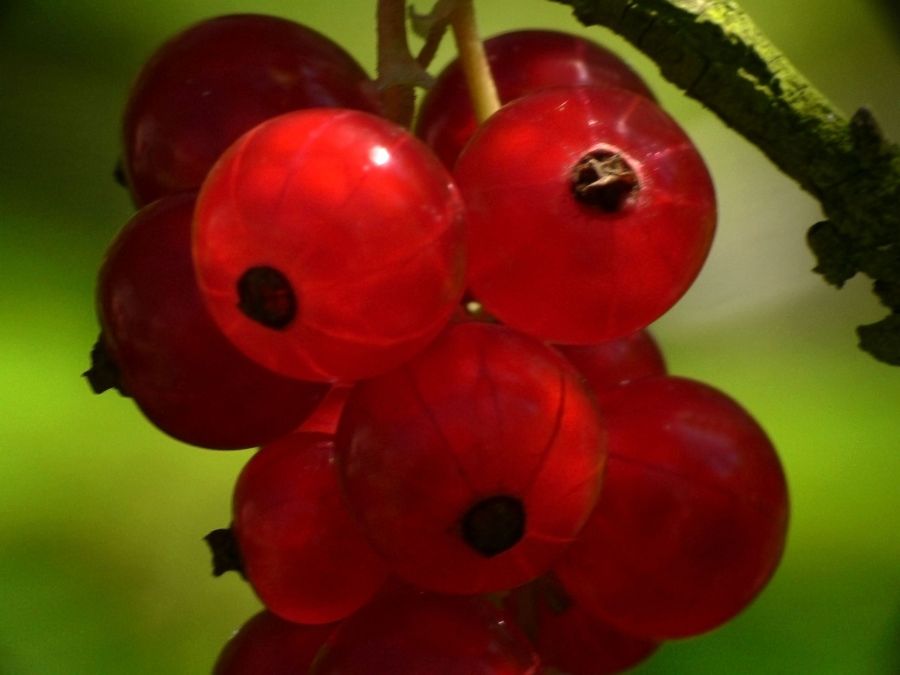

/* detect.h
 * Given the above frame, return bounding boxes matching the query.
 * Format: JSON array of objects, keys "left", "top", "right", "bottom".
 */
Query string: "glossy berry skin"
[
  {"left": 557, "top": 330, "right": 667, "bottom": 406},
  {"left": 505, "top": 576, "right": 659, "bottom": 675},
  {"left": 122, "top": 13, "right": 382, "bottom": 206},
  {"left": 232, "top": 432, "right": 389, "bottom": 624},
  {"left": 554, "top": 376, "right": 789, "bottom": 639},
  {"left": 212, "top": 610, "right": 335, "bottom": 675},
  {"left": 454, "top": 86, "right": 716, "bottom": 345},
  {"left": 335, "top": 321, "right": 606, "bottom": 595},
  {"left": 310, "top": 590, "right": 539, "bottom": 675},
  {"left": 296, "top": 384, "right": 351, "bottom": 435},
  {"left": 93, "top": 194, "right": 328, "bottom": 449},
  {"left": 194, "top": 108, "right": 467, "bottom": 383},
  {"left": 416, "top": 30, "right": 654, "bottom": 168}
]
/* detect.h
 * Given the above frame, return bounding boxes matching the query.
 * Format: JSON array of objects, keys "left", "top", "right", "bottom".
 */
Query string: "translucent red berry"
[
  {"left": 310, "top": 590, "right": 540, "bottom": 674},
  {"left": 454, "top": 86, "right": 716, "bottom": 344},
  {"left": 416, "top": 29, "right": 654, "bottom": 168},
  {"left": 335, "top": 321, "right": 606, "bottom": 595},
  {"left": 556, "top": 329, "right": 667, "bottom": 405},
  {"left": 296, "top": 384, "right": 351, "bottom": 436},
  {"left": 122, "top": 13, "right": 382, "bottom": 205},
  {"left": 506, "top": 575, "right": 659, "bottom": 675},
  {"left": 232, "top": 432, "right": 389, "bottom": 624},
  {"left": 554, "top": 376, "right": 789, "bottom": 639},
  {"left": 193, "top": 108, "right": 467, "bottom": 382},
  {"left": 89, "top": 193, "right": 328, "bottom": 449},
  {"left": 213, "top": 610, "right": 335, "bottom": 675}
]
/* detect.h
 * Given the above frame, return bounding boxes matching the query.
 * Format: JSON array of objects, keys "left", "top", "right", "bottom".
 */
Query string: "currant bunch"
[{"left": 88, "top": 10, "right": 790, "bottom": 674}]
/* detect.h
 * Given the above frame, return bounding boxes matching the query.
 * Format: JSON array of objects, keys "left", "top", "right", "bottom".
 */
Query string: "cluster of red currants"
[{"left": 87, "top": 13, "right": 790, "bottom": 674}]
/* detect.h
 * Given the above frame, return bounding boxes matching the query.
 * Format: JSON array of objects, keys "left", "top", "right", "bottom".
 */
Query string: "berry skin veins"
[
  {"left": 91, "top": 193, "right": 328, "bottom": 449},
  {"left": 454, "top": 85, "right": 716, "bottom": 344},
  {"left": 334, "top": 321, "right": 606, "bottom": 595},
  {"left": 554, "top": 376, "right": 789, "bottom": 639},
  {"left": 193, "top": 108, "right": 468, "bottom": 383},
  {"left": 232, "top": 432, "right": 389, "bottom": 624}
]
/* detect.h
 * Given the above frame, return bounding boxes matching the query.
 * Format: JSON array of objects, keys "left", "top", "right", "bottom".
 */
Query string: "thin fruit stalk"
[{"left": 447, "top": 0, "right": 500, "bottom": 123}]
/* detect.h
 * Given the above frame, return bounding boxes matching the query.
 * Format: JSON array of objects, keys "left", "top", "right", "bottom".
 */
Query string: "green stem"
[
  {"left": 450, "top": 0, "right": 501, "bottom": 123},
  {"left": 410, "top": 0, "right": 456, "bottom": 69},
  {"left": 376, "top": 0, "right": 420, "bottom": 126},
  {"left": 552, "top": 0, "right": 900, "bottom": 365}
]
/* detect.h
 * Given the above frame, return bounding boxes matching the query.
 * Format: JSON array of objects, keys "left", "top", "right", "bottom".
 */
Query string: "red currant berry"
[
  {"left": 122, "top": 14, "right": 382, "bottom": 206},
  {"left": 193, "top": 108, "right": 467, "bottom": 383},
  {"left": 233, "top": 432, "right": 389, "bottom": 624},
  {"left": 295, "top": 384, "right": 351, "bottom": 436},
  {"left": 213, "top": 610, "right": 335, "bottom": 675},
  {"left": 556, "top": 329, "right": 667, "bottom": 406},
  {"left": 416, "top": 30, "right": 654, "bottom": 168},
  {"left": 89, "top": 194, "right": 328, "bottom": 449},
  {"left": 454, "top": 86, "right": 716, "bottom": 344},
  {"left": 506, "top": 575, "right": 659, "bottom": 675},
  {"left": 310, "top": 590, "right": 539, "bottom": 674},
  {"left": 335, "top": 321, "right": 606, "bottom": 595},
  {"left": 554, "top": 376, "right": 789, "bottom": 639}
]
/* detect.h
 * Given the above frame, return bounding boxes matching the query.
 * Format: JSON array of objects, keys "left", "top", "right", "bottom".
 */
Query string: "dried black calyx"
[
  {"left": 237, "top": 266, "right": 297, "bottom": 330},
  {"left": 571, "top": 150, "right": 638, "bottom": 212},
  {"left": 204, "top": 527, "right": 245, "bottom": 579},
  {"left": 83, "top": 335, "right": 127, "bottom": 396},
  {"left": 461, "top": 494, "right": 525, "bottom": 558}
]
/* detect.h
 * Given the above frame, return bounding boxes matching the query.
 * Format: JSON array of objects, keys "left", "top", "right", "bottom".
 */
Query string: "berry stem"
[
  {"left": 448, "top": 0, "right": 501, "bottom": 124},
  {"left": 409, "top": 0, "right": 455, "bottom": 69},
  {"left": 376, "top": 0, "right": 430, "bottom": 126},
  {"left": 552, "top": 0, "right": 900, "bottom": 365}
]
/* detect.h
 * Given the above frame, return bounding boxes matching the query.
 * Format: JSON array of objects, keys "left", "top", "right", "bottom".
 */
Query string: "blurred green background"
[{"left": 1, "top": 0, "right": 898, "bottom": 673}]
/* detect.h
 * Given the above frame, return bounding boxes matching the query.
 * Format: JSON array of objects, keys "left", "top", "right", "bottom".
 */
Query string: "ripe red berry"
[
  {"left": 556, "top": 329, "right": 667, "bottom": 406},
  {"left": 335, "top": 321, "right": 606, "bottom": 595},
  {"left": 193, "top": 108, "right": 467, "bottom": 383},
  {"left": 213, "top": 610, "right": 335, "bottom": 675},
  {"left": 416, "top": 29, "right": 654, "bottom": 168},
  {"left": 454, "top": 86, "right": 716, "bottom": 344},
  {"left": 89, "top": 193, "right": 328, "bottom": 449},
  {"left": 122, "top": 13, "right": 382, "bottom": 205},
  {"left": 232, "top": 432, "right": 389, "bottom": 624},
  {"left": 554, "top": 376, "right": 789, "bottom": 639},
  {"left": 310, "top": 590, "right": 540, "bottom": 674},
  {"left": 506, "top": 575, "right": 659, "bottom": 675},
  {"left": 295, "top": 384, "right": 351, "bottom": 436}
]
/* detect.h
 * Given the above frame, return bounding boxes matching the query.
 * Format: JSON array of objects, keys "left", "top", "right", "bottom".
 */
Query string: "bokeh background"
[{"left": 1, "top": 0, "right": 898, "bottom": 673}]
